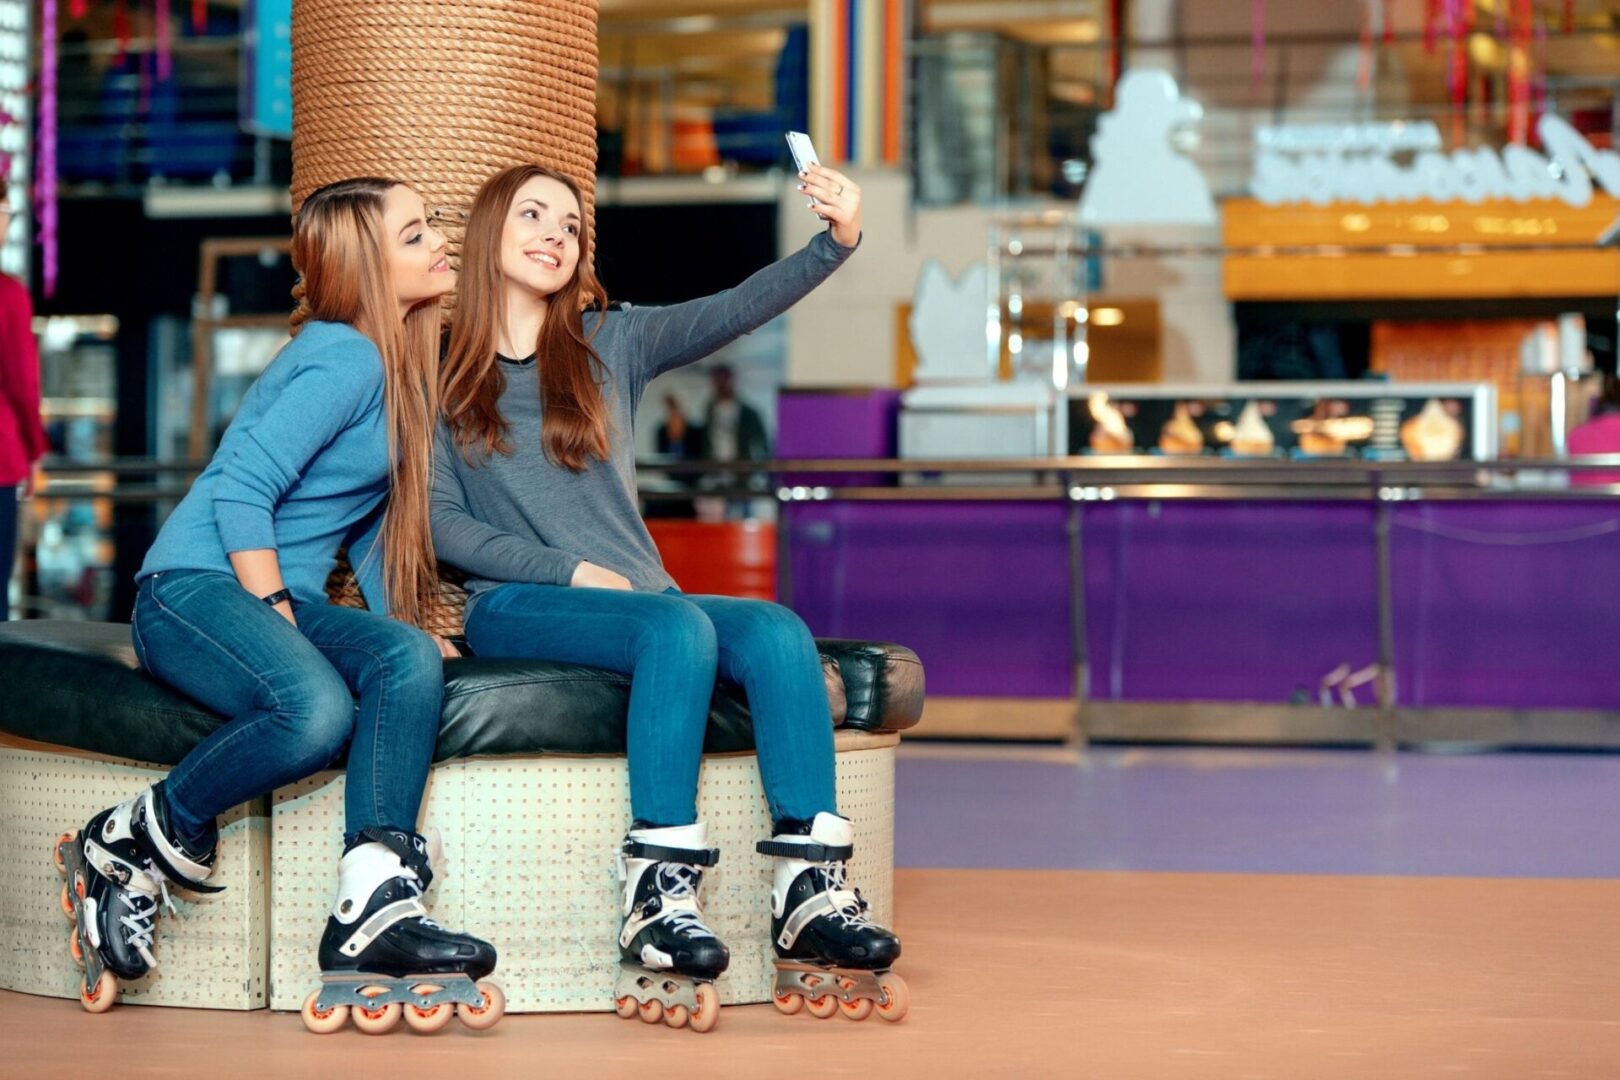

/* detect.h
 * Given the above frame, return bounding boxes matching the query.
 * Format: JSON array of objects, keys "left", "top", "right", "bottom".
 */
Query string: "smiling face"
[
  {"left": 498, "top": 175, "right": 582, "bottom": 299},
  {"left": 382, "top": 184, "right": 454, "bottom": 309}
]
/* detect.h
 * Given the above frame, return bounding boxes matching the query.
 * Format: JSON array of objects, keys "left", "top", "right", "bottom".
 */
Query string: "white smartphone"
[{"left": 786, "top": 130, "right": 821, "bottom": 205}]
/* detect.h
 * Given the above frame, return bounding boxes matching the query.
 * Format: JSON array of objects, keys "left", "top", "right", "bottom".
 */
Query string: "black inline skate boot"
[
  {"left": 301, "top": 827, "right": 503, "bottom": 1035},
  {"left": 613, "top": 821, "right": 728, "bottom": 1033},
  {"left": 757, "top": 811, "right": 908, "bottom": 1022},
  {"left": 54, "top": 781, "right": 223, "bottom": 1012}
]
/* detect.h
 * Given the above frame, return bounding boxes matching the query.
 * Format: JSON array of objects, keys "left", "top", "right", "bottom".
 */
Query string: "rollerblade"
[
  {"left": 612, "top": 822, "right": 728, "bottom": 1033},
  {"left": 53, "top": 782, "right": 224, "bottom": 1013},
  {"left": 299, "top": 827, "right": 503, "bottom": 1034},
  {"left": 757, "top": 812, "right": 908, "bottom": 1023}
]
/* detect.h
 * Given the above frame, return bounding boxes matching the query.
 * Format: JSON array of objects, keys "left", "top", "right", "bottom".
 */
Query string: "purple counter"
[{"left": 784, "top": 498, "right": 1620, "bottom": 712}]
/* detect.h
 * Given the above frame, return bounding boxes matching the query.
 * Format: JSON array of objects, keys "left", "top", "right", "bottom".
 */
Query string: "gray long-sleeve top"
[{"left": 430, "top": 230, "right": 856, "bottom": 602}]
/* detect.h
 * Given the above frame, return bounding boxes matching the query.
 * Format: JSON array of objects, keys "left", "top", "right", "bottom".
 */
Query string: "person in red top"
[
  {"left": 1568, "top": 374, "right": 1620, "bottom": 488},
  {"left": 0, "top": 193, "right": 46, "bottom": 620}
]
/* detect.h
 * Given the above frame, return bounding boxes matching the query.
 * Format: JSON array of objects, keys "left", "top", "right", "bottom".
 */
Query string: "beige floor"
[{"left": 9, "top": 868, "right": 1620, "bottom": 1079}]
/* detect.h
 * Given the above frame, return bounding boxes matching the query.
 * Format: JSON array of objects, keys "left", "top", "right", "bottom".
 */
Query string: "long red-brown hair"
[
  {"left": 289, "top": 177, "right": 441, "bottom": 626},
  {"left": 442, "top": 165, "right": 610, "bottom": 469}
]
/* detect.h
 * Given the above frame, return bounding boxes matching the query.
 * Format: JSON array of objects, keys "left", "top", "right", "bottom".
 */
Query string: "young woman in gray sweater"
[{"left": 433, "top": 164, "right": 906, "bottom": 1031}]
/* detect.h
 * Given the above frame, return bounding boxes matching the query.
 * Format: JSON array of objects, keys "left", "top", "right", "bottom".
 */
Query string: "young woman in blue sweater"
[
  {"left": 57, "top": 178, "right": 501, "bottom": 1031},
  {"left": 432, "top": 164, "right": 905, "bottom": 1031}
]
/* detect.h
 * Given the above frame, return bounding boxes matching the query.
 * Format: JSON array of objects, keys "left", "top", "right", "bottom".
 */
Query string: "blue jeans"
[
  {"left": 131, "top": 570, "right": 444, "bottom": 839},
  {"left": 464, "top": 585, "right": 837, "bottom": 827}
]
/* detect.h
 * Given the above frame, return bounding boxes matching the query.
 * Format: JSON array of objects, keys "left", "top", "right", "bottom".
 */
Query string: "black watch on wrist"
[{"left": 260, "top": 588, "right": 292, "bottom": 608}]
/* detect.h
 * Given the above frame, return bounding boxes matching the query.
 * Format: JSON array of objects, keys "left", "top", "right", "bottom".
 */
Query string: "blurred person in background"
[{"left": 0, "top": 190, "right": 46, "bottom": 621}]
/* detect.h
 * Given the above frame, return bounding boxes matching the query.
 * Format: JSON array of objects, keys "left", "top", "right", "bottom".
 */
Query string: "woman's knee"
[
  {"left": 735, "top": 601, "right": 817, "bottom": 654},
  {"left": 634, "top": 595, "right": 718, "bottom": 666},
  {"left": 272, "top": 670, "right": 356, "bottom": 762},
  {"left": 358, "top": 624, "right": 446, "bottom": 697}
]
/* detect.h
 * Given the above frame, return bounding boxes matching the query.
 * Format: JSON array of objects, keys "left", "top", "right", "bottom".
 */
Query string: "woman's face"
[
  {"left": 500, "top": 175, "right": 582, "bottom": 299},
  {"left": 382, "top": 184, "right": 453, "bottom": 309}
]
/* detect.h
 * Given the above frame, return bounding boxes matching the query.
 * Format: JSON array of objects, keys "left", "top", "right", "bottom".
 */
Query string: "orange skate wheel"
[
  {"left": 300, "top": 989, "right": 349, "bottom": 1034},
  {"left": 772, "top": 989, "right": 804, "bottom": 1015},
  {"left": 53, "top": 833, "right": 74, "bottom": 875},
  {"left": 806, "top": 993, "right": 839, "bottom": 1019},
  {"left": 835, "top": 977, "right": 874, "bottom": 1023},
  {"left": 663, "top": 1003, "right": 689, "bottom": 1028},
  {"left": 875, "top": 974, "right": 909, "bottom": 1022},
  {"left": 614, "top": 995, "right": 638, "bottom": 1019},
  {"left": 60, "top": 884, "right": 75, "bottom": 920},
  {"left": 456, "top": 982, "right": 504, "bottom": 1031},
  {"left": 689, "top": 983, "right": 720, "bottom": 1034},
  {"left": 404, "top": 1001, "right": 453, "bottom": 1033},
  {"left": 79, "top": 969, "right": 117, "bottom": 1014},
  {"left": 352, "top": 1001, "right": 402, "bottom": 1034},
  {"left": 638, "top": 998, "right": 664, "bottom": 1023},
  {"left": 69, "top": 932, "right": 84, "bottom": 970}
]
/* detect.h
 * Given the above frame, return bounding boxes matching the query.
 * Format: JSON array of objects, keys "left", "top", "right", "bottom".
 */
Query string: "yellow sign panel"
[{"left": 1222, "top": 196, "right": 1620, "bottom": 300}]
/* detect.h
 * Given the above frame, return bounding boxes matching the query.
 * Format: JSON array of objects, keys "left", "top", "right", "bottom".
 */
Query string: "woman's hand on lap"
[
  {"left": 429, "top": 633, "right": 461, "bottom": 659},
  {"left": 571, "top": 561, "right": 633, "bottom": 590},
  {"left": 799, "top": 165, "right": 861, "bottom": 248}
]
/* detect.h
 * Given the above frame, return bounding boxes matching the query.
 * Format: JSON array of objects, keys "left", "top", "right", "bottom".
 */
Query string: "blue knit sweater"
[{"left": 138, "top": 320, "right": 393, "bottom": 611}]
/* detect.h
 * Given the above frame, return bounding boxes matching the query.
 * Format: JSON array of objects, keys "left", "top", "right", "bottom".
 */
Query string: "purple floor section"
[{"left": 895, "top": 746, "right": 1620, "bottom": 878}]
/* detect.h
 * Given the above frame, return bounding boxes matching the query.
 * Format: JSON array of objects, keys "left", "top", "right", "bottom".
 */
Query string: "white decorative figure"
[
  {"left": 1079, "top": 70, "right": 1216, "bottom": 226},
  {"left": 908, "top": 259, "right": 992, "bottom": 382}
]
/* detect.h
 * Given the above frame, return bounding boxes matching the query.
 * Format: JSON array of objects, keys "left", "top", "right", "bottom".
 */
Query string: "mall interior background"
[{"left": 6, "top": 0, "right": 1620, "bottom": 747}]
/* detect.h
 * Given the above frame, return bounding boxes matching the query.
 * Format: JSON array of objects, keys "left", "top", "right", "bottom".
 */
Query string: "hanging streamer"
[
  {"left": 1508, "top": 0, "right": 1532, "bottom": 145},
  {"left": 193, "top": 0, "right": 205, "bottom": 32},
  {"left": 1382, "top": 0, "right": 1395, "bottom": 45},
  {"left": 1532, "top": 15, "right": 1548, "bottom": 146},
  {"left": 1563, "top": 0, "right": 1575, "bottom": 34},
  {"left": 1356, "top": 7, "right": 1373, "bottom": 94},
  {"left": 68, "top": 0, "right": 86, "bottom": 17},
  {"left": 156, "top": 0, "right": 172, "bottom": 81},
  {"left": 1250, "top": 0, "right": 1264, "bottom": 88},
  {"left": 35, "top": 0, "right": 59, "bottom": 297},
  {"left": 114, "top": 0, "right": 129, "bottom": 63},
  {"left": 1424, "top": 0, "right": 1440, "bottom": 54}
]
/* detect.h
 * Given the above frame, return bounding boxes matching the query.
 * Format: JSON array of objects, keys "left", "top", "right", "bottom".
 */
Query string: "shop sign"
[{"left": 1251, "top": 114, "right": 1620, "bottom": 210}]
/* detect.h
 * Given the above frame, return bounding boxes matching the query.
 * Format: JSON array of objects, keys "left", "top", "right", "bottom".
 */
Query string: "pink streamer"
[
  {"left": 1250, "top": 0, "right": 1264, "bottom": 88},
  {"left": 68, "top": 0, "right": 86, "bottom": 17},
  {"left": 1356, "top": 9, "right": 1373, "bottom": 93},
  {"left": 156, "top": 0, "right": 172, "bottom": 81},
  {"left": 34, "top": 0, "right": 58, "bottom": 296},
  {"left": 1382, "top": 0, "right": 1395, "bottom": 44}
]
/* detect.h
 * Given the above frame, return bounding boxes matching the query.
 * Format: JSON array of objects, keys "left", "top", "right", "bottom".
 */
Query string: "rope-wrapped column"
[{"left": 291, "top": 0, "right": 600, "bottom": 310}]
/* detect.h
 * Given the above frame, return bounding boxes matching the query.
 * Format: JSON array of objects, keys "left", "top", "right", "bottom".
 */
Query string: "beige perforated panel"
[
  {"left": 0, "top": 748, "right": 269, "bottom": 1009},
  {"left": 267, "top": 741, "right": 897, "bottom": 1013}
]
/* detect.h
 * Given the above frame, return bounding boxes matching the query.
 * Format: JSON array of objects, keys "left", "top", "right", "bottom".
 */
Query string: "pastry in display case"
[
  {"left": 1067, "top": 382, "right": 1496, "bottom": 461},
  {"left": 1399, "top": 398, "right": 1466, "bottom": 462},
  {"left": 1226, "top": 401, "right": 1277, "bottom": 457},
  {"left": 1087, "top": 391, "right": 1134, "bottom": 452},
  {"left": 1158, "top": 402, "right": 1204, "bottom": 454}
]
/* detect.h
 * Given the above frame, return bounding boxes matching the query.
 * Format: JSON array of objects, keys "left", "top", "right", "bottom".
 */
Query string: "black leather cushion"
[{"left": 0, "top": 621, "right": 923, "bottom": 766}]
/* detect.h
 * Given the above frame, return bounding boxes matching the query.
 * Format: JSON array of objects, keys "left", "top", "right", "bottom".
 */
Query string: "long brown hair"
[
  {"left": 442, "top": 164, "right": 611, "bottom": 469},
  {"left": 289, "top": 177, "right": 440, "bottom": 626}
]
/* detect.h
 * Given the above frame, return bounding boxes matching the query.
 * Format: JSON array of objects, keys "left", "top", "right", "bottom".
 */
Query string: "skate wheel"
[
  {"left": 806, "top": 993, "right": 839, "bottom": 1019},
  {"left": 456, "top": 981, "right": 504, "bottom": 1031},
  {"left": 79, "top": 969, "right": 117, "bottom": 1014},
  {"left": 875, "top": 974, "right": 909, "bottom": 1023},
  {"left": 614, "top": 995, "right": 638, "bottom": 1019},
  {"left": 638, "top": 998, "right": 664, "bottom": 1023},
  {"left": 352, "top": 1001, "right": 403, "bottom": 1034},
  {"left": 835, "top": 984, "right": 874, "bottom": 1016},
  {"left": 60, "top": 884, "right": 75, "bottom": 920},
  {"left": 404, "top": 1001, "right": 453, "bottom": 1033},
  {"left": 772, "top": 989, "right": 804, "bottom": 1016},
  {"left": 663, "top": 1003, "right": 689, "bottom": 1028},
  {"left": 69, "top": 931, "right": 84, "bottom": 970},
  {"left": 689, "top": 982, "right": 720, "bottom": 1034},
  {"left": 53, "top": 833, "right": 74, "bottom": 875},
  {"left": 300, "top": 989, "right": 349, "bottom": 1034}
]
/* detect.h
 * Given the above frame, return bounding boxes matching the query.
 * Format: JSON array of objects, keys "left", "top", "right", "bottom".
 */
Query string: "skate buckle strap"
[
  {"left": 777, "top": 891, "right": 844, "bottom": 950},
  {"left": 755, "top": 839, "right": 854, "bottom": 862},
  {"left": 620, "top": 839, "right": 720, "bottom": 867},
  {"left": 339, "top": 896, "right": 429, "bottom": 957},
  {"left": 353, "top": 826, "right": 435, "bottom": 891}
]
